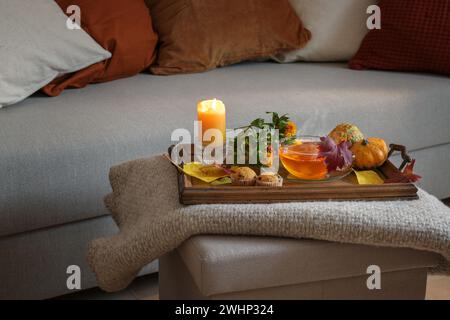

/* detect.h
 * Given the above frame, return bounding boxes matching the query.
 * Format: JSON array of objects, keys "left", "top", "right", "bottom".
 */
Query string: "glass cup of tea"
[{"left": 279, "top": 136, "right": 328, "bottom": 180}]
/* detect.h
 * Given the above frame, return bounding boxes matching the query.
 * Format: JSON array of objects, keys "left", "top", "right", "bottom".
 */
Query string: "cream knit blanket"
[{"left": 88, "top": 155, "right": 450, "bottom": 292}]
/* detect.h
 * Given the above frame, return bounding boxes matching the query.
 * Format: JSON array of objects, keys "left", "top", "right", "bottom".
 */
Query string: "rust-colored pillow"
[
  {"left": 43, "top": 0, "right": 158, "bottom": 96},
  {"left": 146, "top": 0, "right": 311, "bottom": 75}
]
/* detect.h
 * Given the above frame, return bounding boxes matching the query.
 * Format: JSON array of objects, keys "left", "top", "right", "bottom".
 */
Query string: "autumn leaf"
[
  {"left": 214, "top": 164, "right": 235, "bottom": 175},
  {"left": 318, "top": 136, "right": 353, "bottom": 172},
  {"left": 385, "top": 159, "right": 422, "bottom": 183}
]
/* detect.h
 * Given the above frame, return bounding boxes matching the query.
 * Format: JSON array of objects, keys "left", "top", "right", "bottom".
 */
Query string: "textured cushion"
[
  {"left": 275, "top": 0, "right": 378, "bottom": 62},
  {"left": 0, "top": 0, "right": 111, "bottom": 107},
  {"left": 43, "top": 0, "right": 158, "bottom": 96},
  {"left": 1, "top": 63, "right": 449, "bottom": 237},
  {"left": 350, "top": 0, "right": 450, "bottom": 75},
  {"left": 146, "top": 0, "right": 311, "bottom": 75},
  {"left": 176, "top": 236, "right": 440, "bottom": 296}
]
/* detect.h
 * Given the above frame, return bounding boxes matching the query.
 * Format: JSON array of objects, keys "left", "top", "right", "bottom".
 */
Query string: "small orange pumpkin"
[{"left": 350, "top": 138, "right": 388, "bottom": 169}]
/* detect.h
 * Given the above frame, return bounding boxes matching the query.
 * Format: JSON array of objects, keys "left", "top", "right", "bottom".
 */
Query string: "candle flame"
[{"left": 197, "top": 98, "right": 224, "bottom": 114}]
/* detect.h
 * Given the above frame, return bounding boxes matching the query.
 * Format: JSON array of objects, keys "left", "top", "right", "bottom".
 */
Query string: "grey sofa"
[{"left": 1, "top": 62, "right": 449, "bottom": 299}]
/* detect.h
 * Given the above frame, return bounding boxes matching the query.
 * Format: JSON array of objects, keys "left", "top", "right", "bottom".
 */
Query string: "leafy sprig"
[
  {"left": 239, "top": 112, "right": 296, "bottom": 144},
  {"left": 233, "top": 112, "right": 298, "bottom": 166}
]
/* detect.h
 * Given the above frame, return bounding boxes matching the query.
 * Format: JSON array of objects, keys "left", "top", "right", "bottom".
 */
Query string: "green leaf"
[
  {"left": 280, "top": 115, "right": 289, "bottom": 123},
  {"left": 250, "top": 118, "right": 265, "bottom": 128},
  {"left": 273, "top": 112, "right": 280, "bottom": 125},
  {"left": 283, "top": 136, "right": 296, "bottom": 145},
  {"left": 211, "top": 177, "right": 232, "bottom": 185},
  {"left": 278, "top": 119, "right": 288, "bottom": 130}
]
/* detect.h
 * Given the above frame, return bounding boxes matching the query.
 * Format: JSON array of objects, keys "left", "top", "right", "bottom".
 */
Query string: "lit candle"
[{"left": 197, "top": 98, "right": 226, "bottom": 146}]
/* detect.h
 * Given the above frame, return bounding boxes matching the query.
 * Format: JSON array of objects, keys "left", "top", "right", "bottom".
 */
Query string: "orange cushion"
[
  {"left": 146, "top": 0, "right": 311, "bottom": 75},
  {"left": 43, "top": 0, "right": 158, "bottom": 96}
]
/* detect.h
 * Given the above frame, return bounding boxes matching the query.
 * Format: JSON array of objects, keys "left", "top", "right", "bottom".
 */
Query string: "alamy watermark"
[
  {"left": 367, "top": 265, "right": 382, "bottom": 290},
  {"left": 65, "top": 5, "right": 81, "bottom": 30},
  {"left": 66, "top": 265, "right": 81, "bottom": 290},
  {"left": 367, "top": 5, "right": 381, "bottom": 30}
]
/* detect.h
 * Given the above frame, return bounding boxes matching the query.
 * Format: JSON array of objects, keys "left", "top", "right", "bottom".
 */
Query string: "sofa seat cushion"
[
  {"left": 176, "top": 236, "right": 440, "bottom": 297},
  {"left": 1, "top": 63, "right": 449, "bottom": 237}
]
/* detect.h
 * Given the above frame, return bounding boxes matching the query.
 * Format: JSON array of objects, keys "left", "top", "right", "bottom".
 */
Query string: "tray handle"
[{"left": 387, "top": 144, "right": 412, "bottom": 171}]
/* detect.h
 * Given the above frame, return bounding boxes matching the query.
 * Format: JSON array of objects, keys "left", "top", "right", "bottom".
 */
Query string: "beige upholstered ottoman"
[{"left": 159, "top": 236, "right": 440, "bottom": 300}]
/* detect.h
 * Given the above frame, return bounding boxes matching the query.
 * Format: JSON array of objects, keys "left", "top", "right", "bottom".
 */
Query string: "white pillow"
[
  {"left": 0, "top": 0, "right": 111, "bottom": 108},
  {"left": 275, "top": 0, "right": 378, "bottom": 62}
]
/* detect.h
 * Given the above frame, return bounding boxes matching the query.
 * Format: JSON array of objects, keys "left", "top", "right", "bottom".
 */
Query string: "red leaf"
[
  {"left": 318, "top": 136, "right": 353, "bottom": 172},
  {"left": 385, "top": 159, "right": 422, "bottom": 183},
  {"left": 215, "top": 164, "right": 235, "bottom": 175}
]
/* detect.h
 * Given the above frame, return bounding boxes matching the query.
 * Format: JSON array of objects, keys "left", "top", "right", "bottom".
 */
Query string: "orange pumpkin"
[{"left": 350, "top": 138, "right": 388, "bottom": 169}]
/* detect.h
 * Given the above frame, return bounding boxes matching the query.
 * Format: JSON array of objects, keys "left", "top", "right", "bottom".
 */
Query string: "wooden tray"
[{"left": 168, "top": 144, "right": 418, "bottom": 205}]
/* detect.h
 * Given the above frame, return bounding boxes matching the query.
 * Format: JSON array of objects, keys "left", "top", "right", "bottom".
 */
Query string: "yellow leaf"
[
  {"left": 182, "top": 163, "right": 229, "bottom": 183},
  {"left": 353, "top": 169, "right": 384, "bottom": 185}
]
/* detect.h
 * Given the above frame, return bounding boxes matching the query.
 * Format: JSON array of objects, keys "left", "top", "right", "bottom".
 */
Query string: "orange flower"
[{"left": 284, "top": 121, "right": 297, "bottom": 137}]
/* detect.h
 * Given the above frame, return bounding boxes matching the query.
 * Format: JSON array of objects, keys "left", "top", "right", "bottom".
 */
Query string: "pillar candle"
[{"left": 197, "top": 99, "right": 226, "bottom": 146}]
